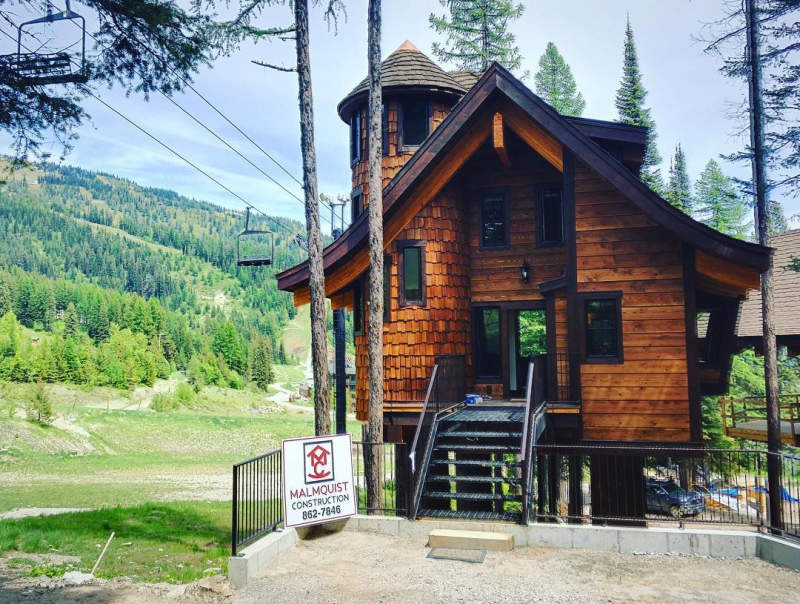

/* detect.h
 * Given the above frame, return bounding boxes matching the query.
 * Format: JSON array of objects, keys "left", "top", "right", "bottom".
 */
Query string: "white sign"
[{"left": 282, "top": 433, "right": 356, "bottom": 528}]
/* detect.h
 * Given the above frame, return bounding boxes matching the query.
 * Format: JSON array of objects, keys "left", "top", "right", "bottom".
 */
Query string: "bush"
[{"left": 151, "top": 393, "right": 178, "bottom": 413}]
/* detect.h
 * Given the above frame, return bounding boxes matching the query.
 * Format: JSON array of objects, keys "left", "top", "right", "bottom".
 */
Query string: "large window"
[
  {"left": 474, "top": 307, "right": 501, "bottom": 379},
  {"left": 582, "top": 293, "right": 623, "bottom": 363},
  {"left": 400, "top": 98, "right": 429, "bottom": 147},
  {"left": 536, "top": 184, "right": 564, "bottom": 246},
  {"left": 480, "top": 191, "right": 508, "bottom": 249},
  {"left": 349, "top": 111, "right": 362, "bottom": 164},
  {"left": 398, "top": 241, "right": 425, "bottom": 306}
]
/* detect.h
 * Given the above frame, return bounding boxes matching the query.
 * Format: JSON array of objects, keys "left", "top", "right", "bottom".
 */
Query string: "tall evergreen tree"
[
  {"left": 666, "top": 144, "right": 692, "bottom": 213},
  {"left": 64, "top": 303, "right": 80, "bottom": 339},
  {"left": 615, "top": 16, "right": 663, "bottom": 194},
  {"left": 250, "top": 338, "right": 274, "bottom": 391},
  {"left": 429, "top": 0, "right": 526, "bottom": 74},
  {"left": 533, "top": 42, "right": 585, "bottom": 116},
  {"left": 694, "top": 159, "right": 748, "bottom": 238}
]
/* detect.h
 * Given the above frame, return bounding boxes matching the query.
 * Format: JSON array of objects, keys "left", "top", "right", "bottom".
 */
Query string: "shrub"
[{"left": 26, "top": 383, "right": 53, "bottom": 425}]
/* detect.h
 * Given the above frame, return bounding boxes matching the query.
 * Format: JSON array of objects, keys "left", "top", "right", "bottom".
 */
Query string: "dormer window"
[{"left": 400, "top": 98, "right": 429, "bottom": 148}]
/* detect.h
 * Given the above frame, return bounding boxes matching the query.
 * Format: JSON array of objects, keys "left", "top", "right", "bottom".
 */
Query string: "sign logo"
[{"left": 304, "top": 440, "right": 333, "bottom": 484}]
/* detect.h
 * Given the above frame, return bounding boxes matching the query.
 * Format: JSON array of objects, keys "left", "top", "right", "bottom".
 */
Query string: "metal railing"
[
  {"left": 232, "top": 449, "right": 282, "bottom": 556},
  {"left": 352, "top": 440, "right": 409, "bottom": 516},
  {"left": 528, "top": 444, "right": 800, "bottom": 537}
]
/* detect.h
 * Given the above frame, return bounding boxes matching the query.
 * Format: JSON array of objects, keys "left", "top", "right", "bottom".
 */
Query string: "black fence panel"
[{"left": 232, "top": 449, "right": 282, "bottom": 555}]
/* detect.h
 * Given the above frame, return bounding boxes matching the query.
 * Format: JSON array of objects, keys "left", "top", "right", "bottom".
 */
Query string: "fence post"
[{"left": 231, "top": 465, "right": 238, "bottom": 556}]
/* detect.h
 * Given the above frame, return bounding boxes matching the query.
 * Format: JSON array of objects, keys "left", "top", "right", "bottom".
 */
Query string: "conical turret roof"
[{"left": 337, "top": 41, "right": 466, "bottom": 121}]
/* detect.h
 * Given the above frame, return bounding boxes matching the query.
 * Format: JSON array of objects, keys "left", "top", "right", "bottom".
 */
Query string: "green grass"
[{"left": 0, "top": 502, "right": 230, "bottom": 583}]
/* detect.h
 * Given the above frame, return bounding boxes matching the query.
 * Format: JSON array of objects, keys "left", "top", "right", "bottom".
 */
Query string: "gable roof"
[
  {"left": 278, "top": 63, "right": 770, "bottom": 294},
  {"left": 337, "top": 40, "right": 465, "bottom": 122},
  {"left": 737, "top": 229, "right": 800, "bottom": 339}
]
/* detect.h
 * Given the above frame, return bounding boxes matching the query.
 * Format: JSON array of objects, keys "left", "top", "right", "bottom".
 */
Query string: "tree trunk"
[
  {"left": 365, "top": 0, "right": 384, "bottom": 514},
  {"left": 294, "top": 0, "right": 330, "bottom": 436},
  {"left": 746, "top": 0, "right": 782, "bottom": 531}
]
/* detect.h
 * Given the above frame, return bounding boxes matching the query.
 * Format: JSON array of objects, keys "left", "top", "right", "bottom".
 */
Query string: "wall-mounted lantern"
[{"left": 521, "top": 259, "right": 530, "bottom": 283}]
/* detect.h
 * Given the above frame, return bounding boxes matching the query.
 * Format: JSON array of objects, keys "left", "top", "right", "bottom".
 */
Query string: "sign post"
[{"left": 282, "top": 433, "right": 357, "bottom": 528}]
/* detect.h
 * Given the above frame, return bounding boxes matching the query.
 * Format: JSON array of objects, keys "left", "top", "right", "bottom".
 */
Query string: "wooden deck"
[{"left": 720, "top": 395, "right": 800, "bottom": 446}]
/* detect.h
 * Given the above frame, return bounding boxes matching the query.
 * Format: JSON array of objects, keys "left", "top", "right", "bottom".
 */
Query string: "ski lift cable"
[
  {"left": 33, "top": 0, "right": 314, "bottom": 199},
  {"left": 26, "top": 0, "right": 336, "bottom": 217},
  {"left": 2, "top": 21, "right": 331, "bottom": 242}
]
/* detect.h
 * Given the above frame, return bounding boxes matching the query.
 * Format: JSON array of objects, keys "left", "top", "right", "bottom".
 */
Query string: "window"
[
  {"left": 400, "top": 98, "right": 429, "bottom": 147},
  {"left": 474, "top": 307, "right": 501, "bottom": 379},
  {"left": 398, "top": 241, "right": 425, "bottom": 306},
  {"left": 353, "top": 279, "right": 364, "bottom": 336},
  {"left": 350, "top": 187, "right": 363, "bottom": 225},
  {"left": 480, "top": 191, "right": 508, "bottom": 249},
  {"left": 382, "top": 104, "right": 389, "bottom": 156},
  {"left": 383, "top": 255, "right": 391, "bottom": 321},
  {"left": 349, "top": 111, "right": 362, "bottom": 164},
  {"left": 536, "top": 184, "right": 564, "bottom": 246},
  {"left": 582, "top": 293, "right": 623, "bottom": 363}
]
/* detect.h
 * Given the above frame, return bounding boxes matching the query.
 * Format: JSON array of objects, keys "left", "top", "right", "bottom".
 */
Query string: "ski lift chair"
[
  {"left": 3, "top": 1, "right": 87, "bottom": 86},
  {"left": 237, "top": 207, "right": 274, "bottom": 267}
]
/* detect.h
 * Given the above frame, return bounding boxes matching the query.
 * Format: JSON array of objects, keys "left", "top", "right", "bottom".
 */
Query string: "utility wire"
[{"left": 1, "top": 23, "right": 310, "bottom": 244}]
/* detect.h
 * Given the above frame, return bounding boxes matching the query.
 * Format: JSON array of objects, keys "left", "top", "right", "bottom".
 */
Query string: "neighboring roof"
[
  {"left": 337, "top": 40, "right": 465, "bottom": 121},
  {"left": 449, "top": 70, "right": 482, "bottom": 89},
  {"left": 737, "top": 229, "right": 800, "bottom": 338},
  {"left": 278, "top": 63, "right": 771, "bottom": 294}
]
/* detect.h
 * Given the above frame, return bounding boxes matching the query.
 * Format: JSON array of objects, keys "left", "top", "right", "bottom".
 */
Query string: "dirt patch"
[
  {"left": 234, "top": 530, "right": 800, "bottom": 604},
  {"left": 0, "top": 508, "right": 91, "bottom": 520},
  {"left": 0, "top": 555, "right": 232, "bottom": 603}
]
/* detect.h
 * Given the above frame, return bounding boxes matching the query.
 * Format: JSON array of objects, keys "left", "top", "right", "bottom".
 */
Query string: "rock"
[
  {"left": 197, "top": 575, "right": 233, "bottom": 597},
  {"left": 62, "top": 571, "right": 94, "bottom": 586}
]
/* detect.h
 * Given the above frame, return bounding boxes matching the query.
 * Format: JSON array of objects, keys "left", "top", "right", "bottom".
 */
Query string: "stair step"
[
  {"left": 429, "top": 458, "right": 520, "bottom": 468},
  {"left": 428, "top": 529, "right": 515, "bottom": 551},
  {"left": 426, "top": 475, "right": 520, "bottom": 485},
  {"left": 423, "top": 490, "right": 522, "bottom": 503},
  {"left": 438, "top": 431, "right": 522, "bottom": 439},
  {"left": 418, "top": 508, "right": 521, "bottom": 522},
  {"left": 435, "top": 444, "right": 520, "bottom": 453}
]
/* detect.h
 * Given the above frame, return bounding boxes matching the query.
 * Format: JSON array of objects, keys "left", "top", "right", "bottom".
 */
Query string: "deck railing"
[{"left": 720, "top": 394, "right": 800, "bottom": 443}]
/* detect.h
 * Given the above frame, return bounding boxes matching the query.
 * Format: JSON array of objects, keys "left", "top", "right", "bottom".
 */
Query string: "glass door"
[{"left": 508, "top": 309, "right": 547, "bottom": 398}]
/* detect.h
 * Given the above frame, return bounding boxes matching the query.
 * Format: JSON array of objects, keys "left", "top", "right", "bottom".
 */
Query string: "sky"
[{"left": 2, "top": 0, "right": 795, "bottom": 234}]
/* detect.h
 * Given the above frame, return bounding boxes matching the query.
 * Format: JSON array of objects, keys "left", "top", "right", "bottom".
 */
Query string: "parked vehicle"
[{"left": 646, "top": 480, "right": 705, "bottom": 518}]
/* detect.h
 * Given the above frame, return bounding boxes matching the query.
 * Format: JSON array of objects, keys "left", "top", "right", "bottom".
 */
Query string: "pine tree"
[
  {"left": 64, "top": 303, "right": 80, "bottom": 339},
  {"left": 533, "top": 42, "right": 585, "bottom": 116},
  {"left": 251, "top": 338, "right": 274, "bottom": 391},
  {"left": 666, "top": 144, "right": 692, "bottom": 213},
  {"left": 429, "top": 0, "right": 526, "bottom": 74},
  {"left": 615, "top": 16, "right": 663, "bottom": 193},
  {"left": 694, "top": 159, "right": 749, "bottom": 238}
]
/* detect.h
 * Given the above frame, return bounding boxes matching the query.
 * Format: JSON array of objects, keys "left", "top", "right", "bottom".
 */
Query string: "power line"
[{"left": 1, "top": 24, "right": 308, "bottom": 243}]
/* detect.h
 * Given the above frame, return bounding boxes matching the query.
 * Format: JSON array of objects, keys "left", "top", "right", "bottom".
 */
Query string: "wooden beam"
[
  {"left": 501, "top": 102, "right": 563, "bottom": 172},
  {"left": 694, "top": 249, "right": 761, "bottom": 295},
  {"left": 492, "top": 112, "right": 511, "bottom": 168}
]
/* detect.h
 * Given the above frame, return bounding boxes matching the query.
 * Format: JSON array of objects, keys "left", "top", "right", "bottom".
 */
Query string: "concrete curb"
[{"left": 228, "top": 516, "right": 800, "bottom": 587}]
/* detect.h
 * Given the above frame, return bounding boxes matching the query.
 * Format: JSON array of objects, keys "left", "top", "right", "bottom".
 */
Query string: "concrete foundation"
[
  {"left": 428, "top": 529, "right": 514, "bottom": 551},
  {"left": 228, "top": 516, "right": 800, "bottom": 588}
]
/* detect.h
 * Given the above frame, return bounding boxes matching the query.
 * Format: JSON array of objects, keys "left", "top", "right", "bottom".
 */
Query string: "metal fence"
[
  {"left": 231, "top": 441, "right": 407, "bottom": 554},
  {"left": 232, "top": 449, "right": 282, "bottom": 556},
  {"left": 352, "top": 440, "right": 409, "bottom": 516},
  {"left": 529, "top": 444, "right": 800, "bottom": 537}
]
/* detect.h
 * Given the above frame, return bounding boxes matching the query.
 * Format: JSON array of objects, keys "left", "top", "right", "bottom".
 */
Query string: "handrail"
[
  {"left": 519, "top": 360, "right": 535, "bottom": 461},
  {"left": 408, "top": 364, "right": 438, "bottom": 475}
]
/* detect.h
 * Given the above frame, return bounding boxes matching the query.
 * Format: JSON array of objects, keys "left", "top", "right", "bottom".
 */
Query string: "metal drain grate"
[{"left": 426, "top": 548, "right": 486, "bottom": 563}]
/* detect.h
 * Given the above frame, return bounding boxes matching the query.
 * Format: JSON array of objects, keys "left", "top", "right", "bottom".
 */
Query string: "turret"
[{"left": 337, "top": 41, "right": 469, "bottom": 223}]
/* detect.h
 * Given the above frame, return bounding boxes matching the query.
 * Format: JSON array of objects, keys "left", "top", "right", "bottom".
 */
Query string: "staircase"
[{"left": 416, "top": 406, "right": 526, "bottom": 522}]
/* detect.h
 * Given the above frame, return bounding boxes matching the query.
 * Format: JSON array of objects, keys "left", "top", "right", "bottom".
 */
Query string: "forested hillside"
[{"left": 0, "top": 160, "right": 310, "bottom": 391}]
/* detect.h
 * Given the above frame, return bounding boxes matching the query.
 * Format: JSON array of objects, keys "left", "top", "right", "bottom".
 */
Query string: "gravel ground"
[{"left": 235, "top": 531, "right": 800, "bottom": 604}]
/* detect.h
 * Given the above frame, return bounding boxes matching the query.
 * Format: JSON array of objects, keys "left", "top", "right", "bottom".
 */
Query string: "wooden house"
[{"left": 277, "top": 41, "right": 772, "bottom": 521}]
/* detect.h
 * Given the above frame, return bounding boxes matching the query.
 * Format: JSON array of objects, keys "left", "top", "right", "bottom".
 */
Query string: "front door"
[{"left": 508, "top": 308, "right": 547, "bottom": 398}]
